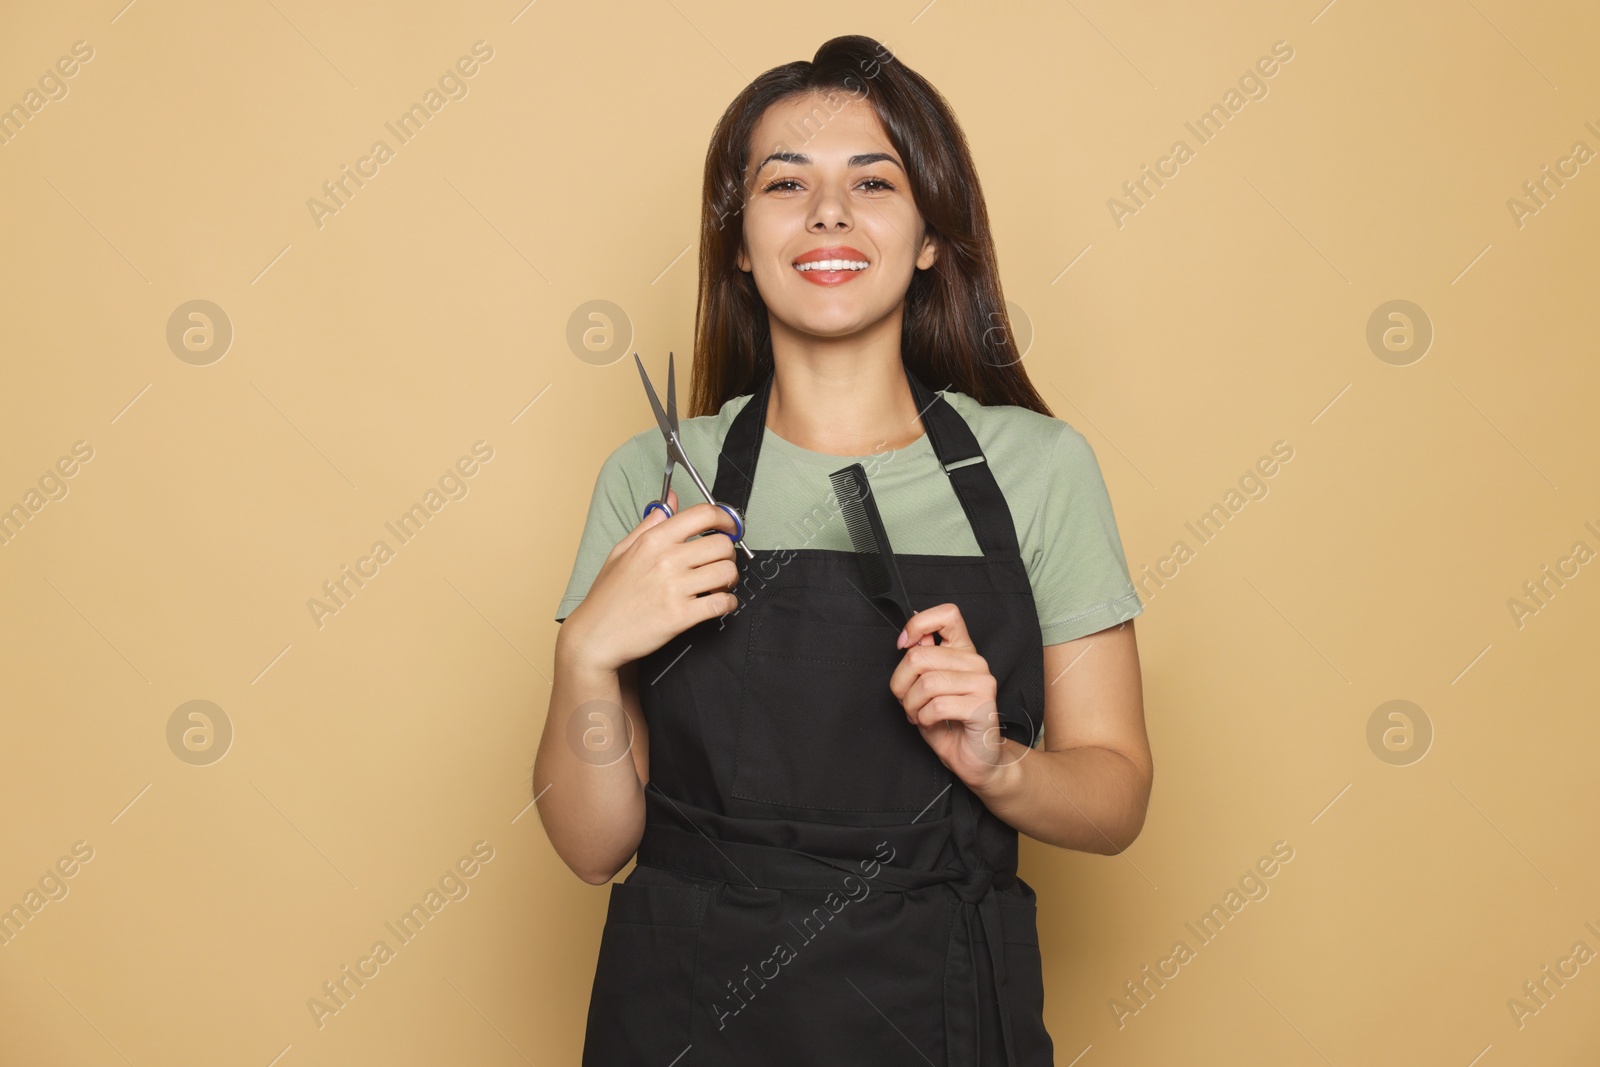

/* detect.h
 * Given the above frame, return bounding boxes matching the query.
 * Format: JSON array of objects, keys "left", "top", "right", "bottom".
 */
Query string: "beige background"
[{"left": 2, "top": 0, "right": 1597, "bottom": 1063}]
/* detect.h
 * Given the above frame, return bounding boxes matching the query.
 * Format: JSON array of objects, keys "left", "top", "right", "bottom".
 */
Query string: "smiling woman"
[{"left": 536, "top": 33, "right": 1151, "bottom": 1067}]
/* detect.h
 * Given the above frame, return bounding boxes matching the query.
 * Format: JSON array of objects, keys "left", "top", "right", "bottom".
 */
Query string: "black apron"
[{"left": 582, "top": 365, "right": 1055, "bottom": 1066}]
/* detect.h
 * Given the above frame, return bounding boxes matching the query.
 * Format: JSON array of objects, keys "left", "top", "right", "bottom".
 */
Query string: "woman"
[{"left": 536, "top": 34, "right": 1151, "bottom": 1066}]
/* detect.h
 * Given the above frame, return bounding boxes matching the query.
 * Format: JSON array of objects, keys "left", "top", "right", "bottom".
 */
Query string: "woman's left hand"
[{"left": 888, "top": 602, "right": 1016, "bottom": 792}]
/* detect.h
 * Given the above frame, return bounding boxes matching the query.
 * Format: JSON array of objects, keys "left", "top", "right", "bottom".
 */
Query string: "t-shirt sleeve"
[
  {"left": 1028, "top": 424, "right": 1143, "bottom": 644},
  {"left": 554, "top": 435, "right": 644, "bottom": 623}
]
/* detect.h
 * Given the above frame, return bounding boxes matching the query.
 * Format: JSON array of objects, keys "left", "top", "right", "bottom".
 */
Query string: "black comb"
[{"left": 829, "top": 463, "right": 937, "bottom": 644}]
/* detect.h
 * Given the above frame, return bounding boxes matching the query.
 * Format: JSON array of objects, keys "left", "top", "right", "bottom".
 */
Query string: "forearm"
[
  {"left": 533, "top": 634, "right": 646, "bottom": 884},
  {"left": 972, "top": 743, "right": 1150, "bottom": 854}
]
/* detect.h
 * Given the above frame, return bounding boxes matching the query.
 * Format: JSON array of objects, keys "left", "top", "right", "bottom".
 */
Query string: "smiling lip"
[{"left": 792, "top": 245, "right": 871, "bottom": 286}]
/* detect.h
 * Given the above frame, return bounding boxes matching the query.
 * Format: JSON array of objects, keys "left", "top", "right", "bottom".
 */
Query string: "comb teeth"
[{"left": 839, "top": 502, "right": 890, "bottom": 593}]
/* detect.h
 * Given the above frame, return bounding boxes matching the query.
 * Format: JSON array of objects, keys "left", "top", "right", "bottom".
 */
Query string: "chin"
[{"left": 779, "top": 313, "right": 877, "bottom": 340}]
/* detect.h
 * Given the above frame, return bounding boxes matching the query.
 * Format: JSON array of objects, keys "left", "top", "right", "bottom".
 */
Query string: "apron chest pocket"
[{"left": 730, "top": 608, "right": 949, "bottom": 814}]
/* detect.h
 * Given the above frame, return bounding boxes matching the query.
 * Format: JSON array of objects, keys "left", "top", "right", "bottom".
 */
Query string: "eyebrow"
[{"left": 752, "top": 150, "right": 904, "bottom": 174}]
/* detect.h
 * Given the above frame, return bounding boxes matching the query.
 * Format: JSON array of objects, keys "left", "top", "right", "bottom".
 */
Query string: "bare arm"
[
  {"left": 533, "top": 652, "right": 650, "bottom": 885},
  {"left": 975, "top": 620, "right": 1151, "bottom": 853}
]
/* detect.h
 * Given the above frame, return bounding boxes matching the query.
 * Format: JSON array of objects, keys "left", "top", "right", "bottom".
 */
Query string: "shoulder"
[
  {"left": 675, "top": 391, "right": 753, "bottom": 479},
  {"left": 940, "top": 389, "right": 1087, "bottom": 475},
  {"left": 679, "top": 391, "right": 753, "bottom": 450},
  {"left": 940, "top": 389, "right": 1122, "bottom": 547}
]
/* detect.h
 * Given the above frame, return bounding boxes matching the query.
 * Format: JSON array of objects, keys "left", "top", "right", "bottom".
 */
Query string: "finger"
[
  {"left": 888, "top": 644, "right": 987, "bottom": 698},
  {"left": 902, "top": 670, "right": 989, "bottom": 712},
  {"left": 901, "top": 603, "right": 967, "bottom": 647},
  {"left": 687, "top": 587, "right": 740, "bottom": 625},
  {"left": 680, "top": 556, "right": 741, "bottom": 598},
  {"left": 668, "top": 522, "right": 742, "bottom": 570},
  {"left": 909, "top": 695, "right": 977, "bottom": 729},
  {"left": 898, "top": 602, "right": 972, "bottom": 649},
  {"left": 909, "top": 692, "right": 999, "bottom": 731}
]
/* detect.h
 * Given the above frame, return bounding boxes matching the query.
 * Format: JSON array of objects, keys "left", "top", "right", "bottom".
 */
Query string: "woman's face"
[{"left": 736, "top": 92, "right": 939, "bottom": 341}]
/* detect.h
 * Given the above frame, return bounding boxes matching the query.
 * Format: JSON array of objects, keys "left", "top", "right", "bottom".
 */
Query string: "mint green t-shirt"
[{"left": 556, "top": 388, "right": 1142, "bottom": 645}]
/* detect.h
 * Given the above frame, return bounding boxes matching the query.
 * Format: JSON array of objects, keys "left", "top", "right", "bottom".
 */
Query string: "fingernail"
[{"left": 896, "top": 629, "right": 907, "bottom": 648}]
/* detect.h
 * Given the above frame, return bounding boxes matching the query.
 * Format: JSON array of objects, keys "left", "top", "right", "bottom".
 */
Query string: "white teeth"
[{"left": 794, "top": 259, "right": 869, "bottom": 272}]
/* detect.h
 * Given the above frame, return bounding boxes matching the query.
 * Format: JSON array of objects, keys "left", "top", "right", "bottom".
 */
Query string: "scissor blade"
[
  {"left": 667, "top": 431, "right": 714, "bottom": 500},
  {"left": 665, "top": 351, "right": 678, "bottom": 436},
  {"left": 634, "top": 353, "right": 678, "bottom": 445}
]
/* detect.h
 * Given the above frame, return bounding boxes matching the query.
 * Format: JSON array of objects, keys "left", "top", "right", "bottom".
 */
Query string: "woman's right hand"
[{"left": 558, "top": 488, "right": 742, "bottom": 674}]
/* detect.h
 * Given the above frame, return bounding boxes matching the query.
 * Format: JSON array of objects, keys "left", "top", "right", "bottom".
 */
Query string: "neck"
[{"left": 765, "top": 312, "right": 926, "bottom": 455}]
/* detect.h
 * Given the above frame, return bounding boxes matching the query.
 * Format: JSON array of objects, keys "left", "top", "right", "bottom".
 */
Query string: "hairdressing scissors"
[{"left": 633, "top": 351, "right": 753, "bottom": 559}]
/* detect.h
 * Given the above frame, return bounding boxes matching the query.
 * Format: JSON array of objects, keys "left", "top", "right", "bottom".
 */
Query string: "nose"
[{"left": 806, "top": 179, "right": 853, "bottom": 231}]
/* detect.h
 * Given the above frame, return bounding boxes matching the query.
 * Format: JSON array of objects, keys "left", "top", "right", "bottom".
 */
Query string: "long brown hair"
[{"left": 688, "top": 34, "right": 1052, "bottom": 419}]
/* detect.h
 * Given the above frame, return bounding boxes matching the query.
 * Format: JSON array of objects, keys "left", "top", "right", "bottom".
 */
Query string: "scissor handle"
[{"left": 641, "top": 500, "right": 750, "bottom": 556}]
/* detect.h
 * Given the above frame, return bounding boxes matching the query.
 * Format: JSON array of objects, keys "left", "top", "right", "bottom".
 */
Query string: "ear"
[
  {"left": 735, "top": 239, "right": 751, "bottom": 273},
  {"left": 915, "top": 230, "right": 939, "bottom": 271}
]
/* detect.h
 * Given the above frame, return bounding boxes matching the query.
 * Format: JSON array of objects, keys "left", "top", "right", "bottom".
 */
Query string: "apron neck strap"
[{"left": 709, "top": 362, "right": 1021, "bottom": 557}]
